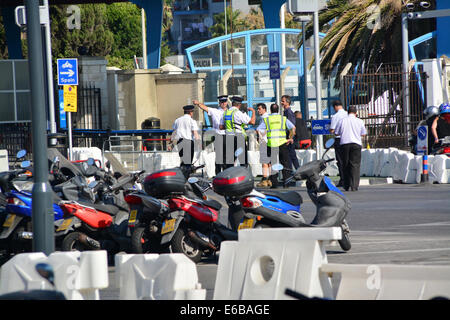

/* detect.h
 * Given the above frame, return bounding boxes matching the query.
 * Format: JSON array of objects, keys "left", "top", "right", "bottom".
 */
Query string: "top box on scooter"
[
  {"left": 212, "top": 166, "right": 254, "bottom": 197},
  {"left": 143, "top": 168, "right": 186, "bottom": 198}
]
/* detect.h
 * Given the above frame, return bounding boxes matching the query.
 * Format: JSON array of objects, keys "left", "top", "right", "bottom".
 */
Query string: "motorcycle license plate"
[
  {"left": 238, "top": 218, "right": 254, "bottom": 230},
  {"left": 3, "top": 214, "right": 15, "bottom": 228},
  {"left": 128, "top": 209, "right": 138, "bottom": 225},
  {"left": 56, "top": 218, "right": 73, "bottom": 232},
  {"left": 161, "top": 218, "right": 176, "bottom": 235}
]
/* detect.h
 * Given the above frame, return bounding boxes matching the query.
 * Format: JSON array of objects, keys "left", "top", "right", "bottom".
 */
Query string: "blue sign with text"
[
  {"left": 57, "top": 58, "right": 78, "bottom": 86},
  {"left": 311, "top": 119, "right": 331, "bottom": 135},
  {"left": 269, "top": 52, "right": 280, "bottom": 79}
]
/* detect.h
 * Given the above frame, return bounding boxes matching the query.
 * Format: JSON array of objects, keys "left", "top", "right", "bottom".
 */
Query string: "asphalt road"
[{"left": 100, "top": 182, "right": 450, "bottom": 300}]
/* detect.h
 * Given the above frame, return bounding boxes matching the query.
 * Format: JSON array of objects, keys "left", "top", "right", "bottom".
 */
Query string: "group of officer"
[{"left": 171, "top": 95, "right": 299, "bottom": 188}]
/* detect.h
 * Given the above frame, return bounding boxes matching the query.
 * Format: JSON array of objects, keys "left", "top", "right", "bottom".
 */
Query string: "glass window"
[
  {"left": 253, "top": 69, "right": 274, "bottom": 98},
  {"left": 222, "top": 37, "right": 246, "bottom": 66},
  {"left": 284, "top": 34, "right": 300, "bottom": 63},
  {"left": 16, "top": 92, "right": 31, "bottom": 121},
  {"left": 0, "top": 61, "right": 13, "bottom": 91},
  {"left": 251, "top": 34, "right": 269, "bottom": 64},
  {"left": 14, "top": 61, "right": 29, "bottom": 90},
  {"left": 413, "top": 37, "right": 436, "bottom": 60},
  {"left": 226, "top": 68, "right": 247, "bottom": 97},
  {"left": 0, "top": 93, "right": 15, "bottom": 121},
  {"left": 191, "top": 42, "right": 221, "bottom": 68},
  {"left": 282, "top": 68, "right": 299, "bottom": 97},
  {"left": 203, "top": 70, "right": 221, "bottom": 102}
]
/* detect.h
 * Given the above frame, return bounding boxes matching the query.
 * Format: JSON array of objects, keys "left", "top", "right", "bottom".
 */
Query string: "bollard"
[{"left": 420, "top": 154, "right": 429, "bottom": 183}]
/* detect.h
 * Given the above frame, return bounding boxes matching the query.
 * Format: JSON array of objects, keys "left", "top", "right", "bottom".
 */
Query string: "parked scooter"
[
  {"left": 431, "top": 136, "right": 450, "bottom": 156},
  {"left": 0, "top": 150, "right": 32, "bottom": 208},
  {"left": 57, "top": 163, "right": 144, "bottom": 257},
  {"left": 215, "top": 139, "right": 352, "bottom": 251}
]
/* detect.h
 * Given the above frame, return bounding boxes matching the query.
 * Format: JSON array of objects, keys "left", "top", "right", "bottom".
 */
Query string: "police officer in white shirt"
[
  {"left": 219, "top": 96, "right": 256, "bottom": 168},
  {"left": 170, "top": 105, "right": 200, "bottom": 166},
  {"left": 193, "top": 96, "right": 228, "bottom": 173},
  {"left": 329, "top": 100, "right": 348, "bottom": 187},
  {"left": 334, "top": 105, "right": 367, "bottom": 191}
]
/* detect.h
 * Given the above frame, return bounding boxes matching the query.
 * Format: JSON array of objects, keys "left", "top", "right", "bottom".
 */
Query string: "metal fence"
[
  {"left": 342, "top": 63, "right": 427, "bottom": 149},
  {"left": 0, "top": 122, "right": 32, "bottom": 161},
  {"left": 72, "top": 83, "right": 102, "bottom": 130}
]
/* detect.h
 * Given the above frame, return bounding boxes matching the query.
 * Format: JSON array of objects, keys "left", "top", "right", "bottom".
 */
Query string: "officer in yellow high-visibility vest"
[
  {"left": 219, "top": 96, "right": 255, "bottom": 168},
  {"left": 257, "top": 103, "right": 296, "bottom": 188}
]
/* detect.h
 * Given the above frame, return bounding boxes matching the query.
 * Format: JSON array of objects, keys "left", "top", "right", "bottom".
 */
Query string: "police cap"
[
  {"left": 183, "top": 105, "right": 195, "bottom": 111},
  {"left": 217, "top": 95, "right": 228, "bottom": 102},
  {"left": 231, "top": 96, "right": 243, "bottom": 103}
]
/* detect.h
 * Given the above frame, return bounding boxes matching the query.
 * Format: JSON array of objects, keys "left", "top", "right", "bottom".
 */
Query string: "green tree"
[
  {"left": 209, "top": 7, "right": 248, "bottom": 38},
  {"left": 299, "top": 0, "right": 436, "bottom": 85}
]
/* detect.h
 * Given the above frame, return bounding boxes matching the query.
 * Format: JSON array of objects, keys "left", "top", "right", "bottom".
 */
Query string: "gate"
[{"left": 341, "top": 64, "right": 427, "bottom": 149}]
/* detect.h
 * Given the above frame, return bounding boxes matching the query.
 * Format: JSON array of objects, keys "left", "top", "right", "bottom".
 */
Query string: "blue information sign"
[
  {"left": 311, "top": 119, "right": 331, "bottom": 135},
  {"left": 269, "top": 52, "right": 280, "bottom": 80},
  {"left": 57, "top": 58, "right": 78, "bottom": 86}
]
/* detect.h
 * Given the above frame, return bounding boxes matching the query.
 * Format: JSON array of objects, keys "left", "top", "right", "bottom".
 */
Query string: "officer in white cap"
[
  {"left": 169, "top": 105, "right": 200, "bottom": 166},
  {"left": 220, "top": 96, "right": 255, "bottom": 167},
  {"left": 193, "top": 95, "right": 228, "bottom": 173}
]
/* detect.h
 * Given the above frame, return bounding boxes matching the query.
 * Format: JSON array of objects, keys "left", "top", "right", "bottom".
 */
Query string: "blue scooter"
[{"left": 225, "top": 139, "right": 352, "bottom": 251}]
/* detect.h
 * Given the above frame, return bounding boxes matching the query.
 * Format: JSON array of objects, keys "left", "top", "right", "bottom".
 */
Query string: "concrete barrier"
[
  {"left": 0, "top": 250, "right": 109, "bottom": 300},
  {"left": 213, "top": 227, "right": 342, "bottom": 300},
  {"left": 115, "top": 253, "right": 206, "bottom": 300},
  {"left": 320, "top": 263, "right": 450, "bottom": 300}
]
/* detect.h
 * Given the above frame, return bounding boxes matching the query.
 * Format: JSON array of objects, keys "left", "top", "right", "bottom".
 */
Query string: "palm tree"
[
  {"left": 209, "top": 6, "right": 248, "bottom": 38},
  {"left": 299, "top": 0, "right": 436, "bottom": 84}
]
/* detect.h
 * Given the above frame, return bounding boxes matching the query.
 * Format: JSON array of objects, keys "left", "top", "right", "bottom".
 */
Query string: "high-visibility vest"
[
  {"left": 264, "top": 114, "right": 287, "bottom": 147},
  {"left": 223, "top": 108, "right": 246, "bottom": 136}
]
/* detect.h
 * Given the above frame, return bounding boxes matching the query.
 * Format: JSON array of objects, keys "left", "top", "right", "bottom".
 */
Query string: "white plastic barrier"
[
  {"left": 0, "top": 250, "right": 108, "bottom": 300},
  {"left": 320, "top": 263, "right": 450, "bottom": 300},
  {"left": 115, "top": 253, "right": 206, "bottom": 300},
  {"left": 213, "top": 227, "right": 342, "bottom": 300}
]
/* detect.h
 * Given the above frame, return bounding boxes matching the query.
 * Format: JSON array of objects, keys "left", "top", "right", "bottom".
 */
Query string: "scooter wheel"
[
  {"left": 131, "top": 227, "right": 156, "bottom": 254},
  {"left": 171, "top": 228, "right": 203, "bottom": 264},
  {"left": 338, "top": 223, "right": 351, "bottom": 252},
  {"left": 61, "top": 232, "right": 92, "bottom": 251}
]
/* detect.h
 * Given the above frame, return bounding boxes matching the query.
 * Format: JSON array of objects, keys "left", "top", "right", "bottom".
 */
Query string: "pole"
[
  {"left": 43, "top": 0, "right": 56, "bottom": 138},
  {"left": 302, "top": 20, "right": 309, "bottom": 120},
  {"left": 142, "top": 8, "right": 147, "bottom": 69},
  {"left": 402, "top": 13, "right": 410, "bottom": 147},
  {"left": 68, "top": 111, "right": 73, "bottom": 160},
  {"left": 313, "top": 11, "right": 323, "bottom": 159},
  {"left": 25, "top": 0, "right": 55, "bottom": 255}
]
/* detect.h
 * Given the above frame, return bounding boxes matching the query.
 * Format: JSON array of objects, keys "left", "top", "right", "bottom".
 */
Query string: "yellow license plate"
[
  {"left": 128, "top": 209, "right": 138, "bottom": 225},
  {"left": 161, "top": 218, "right": 176, "bottom": 235},
  {"left": 3, "top": 214, "right": 16, "bottom": 228},
  {"left": 56, "top": 218, "right": 73, "bottom": 232},
  {"left": 238, "top": 218, "right": 254, "bottom": 230}
]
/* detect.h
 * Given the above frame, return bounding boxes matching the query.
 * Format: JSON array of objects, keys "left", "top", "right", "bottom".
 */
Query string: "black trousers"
[
  {"left": 268, "top": 143, "right": 291, "bottom": 187},
  {"left": 224, "top": 134, "right": 248, "bottom": 169},
  {"left": 287, "top": 143, "right": 300, "bottom": 170},
  {"left": 177, "top": 138, "right": 195, "bottom": 165},
  {"left": 334, "top": 138, "right": 345, "bottom": 184},
  {"left": 341, "top": 143, "right": 362, "bottom": 190}
]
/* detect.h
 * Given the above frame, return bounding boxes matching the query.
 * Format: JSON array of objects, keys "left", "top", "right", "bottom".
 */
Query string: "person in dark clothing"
[
  {"left": 431, "top": 103, "right": 450, "bottom": 148},
  {"left": 294, "top": 111, "right": 311, "bottom": 149},
  {"left": 281, "top": 95, "right": 300, "bottom": 170}
]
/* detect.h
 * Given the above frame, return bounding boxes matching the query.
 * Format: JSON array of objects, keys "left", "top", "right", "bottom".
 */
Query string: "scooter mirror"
[
  {"left": 87, "top": 158, "right": 95, "bottom": 166},
  {"left": 35, "top": 263, "right": 55, "bottom": 287},
  {"left": 325, "top": 138, "right": 335, "bottom": 149},
  {"left": 16, "top": 150, "right": 27, "bottom": 159},
  {"left": 188, "top": 177, "right": 199, "bottom": 184},
  {"left": 20, "top": 160, "right": 31, "bottom": 168},
  {"left": 235, "top": 148, "right": 243, "bottom": 157},
  {"left": 272, "top": 163, "right": 284, "bottom": 171}
]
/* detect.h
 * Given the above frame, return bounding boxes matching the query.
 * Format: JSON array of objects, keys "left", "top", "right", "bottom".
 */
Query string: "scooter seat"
[
  {"left": 264, "top": 191, "right": 303, "bottom": 206},
  {"left": 77, "top": 201, "right": 120, "bottom": 216},
  {"left": 200, "top": 199, "right": 222, "bottom": 211}
]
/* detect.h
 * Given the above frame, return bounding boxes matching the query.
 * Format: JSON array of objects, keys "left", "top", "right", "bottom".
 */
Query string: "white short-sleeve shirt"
[
  {"left": 330, "top": 108, "right": 348, "bottom": 138},
  {"left": 208, "top": 107, "right": 225, "bottom": 135},
  {"left": 172, "top": 114, "right": 199, "bottom": 141},
  {"left": 334, "top": 114, "right": 367, "bottom": 146}
]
